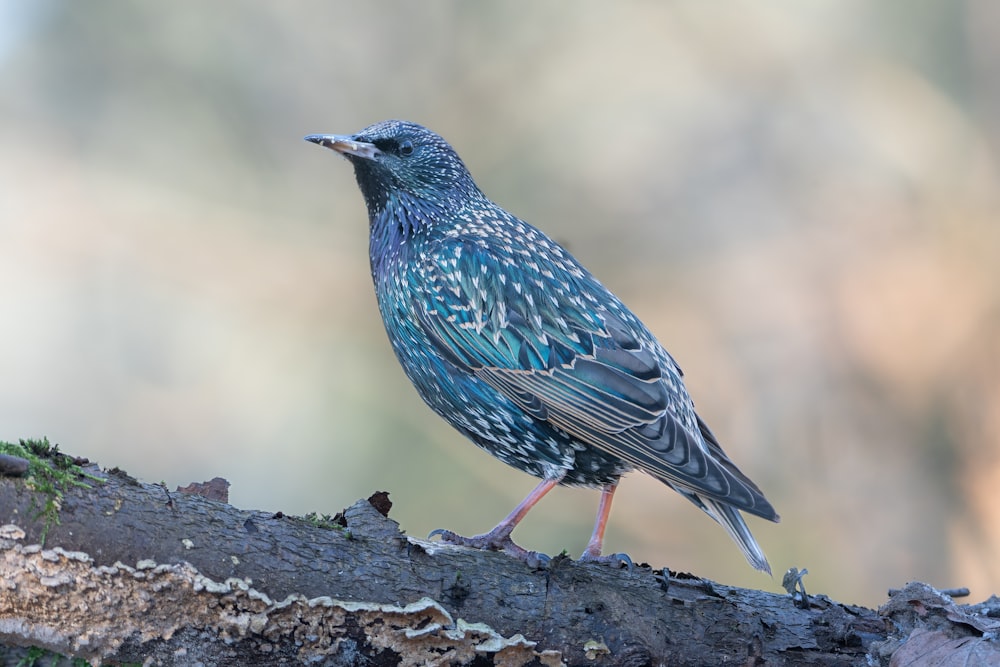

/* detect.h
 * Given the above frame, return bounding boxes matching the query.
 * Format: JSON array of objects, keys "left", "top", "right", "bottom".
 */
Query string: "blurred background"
[{"left": 2, "top": 1, "right": 999, "bottom": 608}]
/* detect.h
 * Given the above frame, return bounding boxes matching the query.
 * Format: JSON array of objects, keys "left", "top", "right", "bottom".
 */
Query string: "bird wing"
[{"left": 415, "top": 234, "right": 777, "bottom": 520}]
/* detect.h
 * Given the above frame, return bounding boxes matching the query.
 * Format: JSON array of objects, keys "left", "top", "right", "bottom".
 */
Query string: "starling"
[{"left": 306, "top": 121, "right": 779, "bottom": 573}]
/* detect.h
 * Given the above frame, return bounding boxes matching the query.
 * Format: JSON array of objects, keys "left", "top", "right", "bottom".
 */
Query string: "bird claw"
[
  {"left": 579, "top": 551, "right": 634, "bottom": 572},
  {"left": 427, "top": 527, "right": 512, "bottom": 552},
  {"left": 427, "top": 527, "right": 550, "bottom": 568}
]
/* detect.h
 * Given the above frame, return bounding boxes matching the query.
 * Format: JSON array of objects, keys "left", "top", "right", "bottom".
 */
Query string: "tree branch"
[{"left": 1, "top": 446, "right": 997, "bottom": 666}]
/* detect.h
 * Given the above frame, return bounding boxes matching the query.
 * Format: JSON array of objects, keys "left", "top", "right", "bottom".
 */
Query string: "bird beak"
[{"left": 304, "top": 134, "right": 381, "bottom": 160}]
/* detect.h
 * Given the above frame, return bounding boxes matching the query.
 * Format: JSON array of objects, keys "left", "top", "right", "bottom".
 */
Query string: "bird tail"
[{"left": 700, "top": 496, "right": 772, "bottom": 574}]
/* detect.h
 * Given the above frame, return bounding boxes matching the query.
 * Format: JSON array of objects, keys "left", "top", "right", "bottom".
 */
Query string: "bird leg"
[
  {"left": 429, "top": 477, "right": 560, "bottom": 564},
  {"left": 579, "top": 483, "right": 632, "bottom": 569}
]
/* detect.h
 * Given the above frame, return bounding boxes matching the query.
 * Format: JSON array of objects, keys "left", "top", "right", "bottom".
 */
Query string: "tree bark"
[{"left": 1, "top": 450, "right": 998, "bottom": 666}]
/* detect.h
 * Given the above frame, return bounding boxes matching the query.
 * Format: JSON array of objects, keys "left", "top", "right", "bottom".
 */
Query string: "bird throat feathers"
[
  {"left": 359, "top": 167, "right": 475, "bottom": 255},
  {"left": 365, "top": 188, "right": 445, "bottom": 279},
  {"left": 351, "top": 157, "right": 477, "bottom": 232}
]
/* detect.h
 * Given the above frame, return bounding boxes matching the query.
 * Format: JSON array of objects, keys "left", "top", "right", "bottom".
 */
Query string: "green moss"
[
  {"left": 299, "top": 510, "right": 351, "bottom": 537},
  {"left": 12, "top": 645, "right": 121, "bottom": 666},
  {"left": 13, "top": 646, "right": 47, "bottom": 667},
  {"left": 0, "top": 437, "right": 104, "bottom": 544}
]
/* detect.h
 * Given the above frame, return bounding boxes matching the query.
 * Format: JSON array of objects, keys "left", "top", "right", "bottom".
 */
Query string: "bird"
[{"left": 305, "top": 120, "right": 779, "bottom": 573}]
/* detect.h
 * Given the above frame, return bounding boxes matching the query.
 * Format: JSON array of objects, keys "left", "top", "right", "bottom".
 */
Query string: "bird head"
[{"left": 306, "top": 120, "right": 481, "bottom": 222}]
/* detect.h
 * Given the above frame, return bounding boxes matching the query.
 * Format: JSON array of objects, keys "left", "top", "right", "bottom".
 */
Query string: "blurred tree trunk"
[{"left": 0, "top": 451, "right": 996, "bottom": 666}]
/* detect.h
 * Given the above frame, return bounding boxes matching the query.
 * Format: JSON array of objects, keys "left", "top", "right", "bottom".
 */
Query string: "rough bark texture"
[{"left": 1, "top": 452, "right": 999, "bottom": 666}]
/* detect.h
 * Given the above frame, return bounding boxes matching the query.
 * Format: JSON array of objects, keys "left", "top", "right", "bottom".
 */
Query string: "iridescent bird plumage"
[{"left": 306, "top": 120, "right": 779, "bottom": 573}]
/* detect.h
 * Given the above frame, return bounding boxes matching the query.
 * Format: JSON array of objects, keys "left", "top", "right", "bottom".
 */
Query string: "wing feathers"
[{"left": 418, "top": 237, "right": 775, "bottom": 518}]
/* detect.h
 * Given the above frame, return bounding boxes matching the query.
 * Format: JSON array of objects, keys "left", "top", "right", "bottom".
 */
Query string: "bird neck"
[
  {"left": 369, "top": 191, "right": 429, "bottom": 239},
  {"left": 366, "top": 187, "right": 487, "bottom": 283},
  {"left": 367, "top": 191, "right": 437, "bottom": 280},
  {"left": 368, "top": 187, "right": 474, "bottom": 242}
]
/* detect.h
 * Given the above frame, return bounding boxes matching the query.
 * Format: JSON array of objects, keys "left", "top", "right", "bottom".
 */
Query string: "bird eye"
[{"left": 399, "top": 140, "right": 414, "bottom": 156}]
